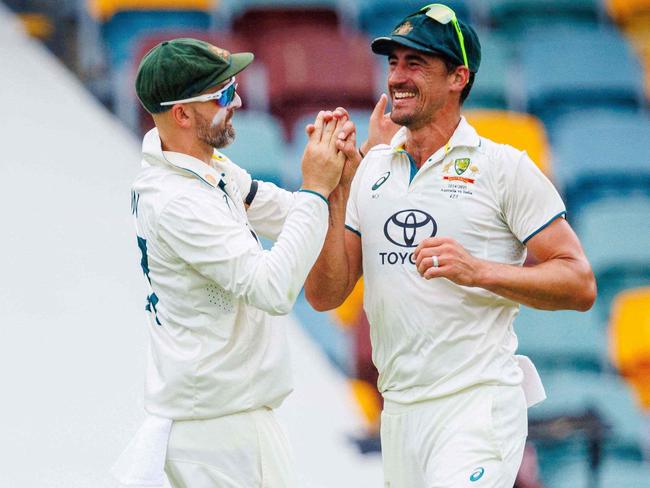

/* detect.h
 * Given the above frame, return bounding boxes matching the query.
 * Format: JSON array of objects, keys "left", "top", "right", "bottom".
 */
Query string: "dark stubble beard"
[{"left": 196, "top": 111, "right": 236, "bottom": 149}]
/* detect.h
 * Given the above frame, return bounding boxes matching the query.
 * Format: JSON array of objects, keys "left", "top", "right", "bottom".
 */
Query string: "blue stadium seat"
[
  {"left": 531, "top": 371, "right": 644, "bottom": 457},
  {"left": 545, "top": 458, "right": 650, "bottom": 488},
  {"left": 519, "top": 27, "right": 644, "bottom": 126},
  {"left": 464, "top": 32, "right": 512, "bottom": 109},
  {"left": 286, "top": 110, "right": 372, "bottom": 190},
  {"left": 222, "top": 110, "right": 288, "bottom": 187},
  {"left": 515, "top": 306, "right": 605, "bottom": 372},
  {"left": 357, "top": 0, "right": 470, "bottom": 40},
  {"left": 552, "top": 110, "right": 650, "bottom": 213},
  {"left": 101, "top": 10, "right": 211, "bottom": 70},
  {"left": 480, "top": 0, "right": 601, "bottom": 35},
  {"left": 574, "top": 196, "right": 650, "bottom": 319}
]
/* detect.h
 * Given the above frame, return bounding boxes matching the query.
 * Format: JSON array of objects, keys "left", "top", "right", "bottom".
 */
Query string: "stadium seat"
[
  {"left": 221, "top": 0, "right": 342, "bottom": 45},
  {"left": 551, "top": 110, "right": 650, "bottom": 213},
  {"left": 133, "top": 31, "right": 255, "bottom": 135},
  {"left": 620, "top": 16, "right": 650, "bottom": 100},
  {"left": 220, "top": 110, "right": 288, "bottom": 186},
  {"left": 519, "top": 27, "right": 644, "bottom": 126},
  {"left": 545, "top": 458, "right": 650, "bottom": 488},
  {"left": 609, "top": 287, "right": 650, "bottom": 411},
  {"left": 515, "top": 306, "right": 604, "bottom": 372},
  {"left": 480, "top": 0, "right": 601, "bottom": 35},
  {"left": 333, "top": 278, "right": 365, "bottom": 328},
  {"left": 463, "top": 109, "right": 552, "bottom": 176},
  {"left": 357, "top": 0, "right": 470, "bottom": 40},
  {"left": 463, "top": 32, "right": 512, "bottom": 110},
  {"left": 605, "top": 0, "right": 650, "bottom": 26},
  {"left": 530, "top": 370, "right": 644, "bottom": 458},
  {"left": 255, "top": 28, "right": 375, "bottom": 135},
  {"left": 573, "top": 196, "right": 650, "bottom": 318}
]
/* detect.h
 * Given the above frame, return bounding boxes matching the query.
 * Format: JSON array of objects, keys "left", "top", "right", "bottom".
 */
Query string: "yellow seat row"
[{"left": 88, "top": 0, "right": 217, "bottom": 21}]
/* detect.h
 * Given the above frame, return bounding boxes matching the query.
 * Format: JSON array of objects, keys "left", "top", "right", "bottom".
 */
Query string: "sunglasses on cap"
[
  {"left": 160, "top": 77, "right": 238, "bottom": 108},
  {"left": 420, "top": 3, "right": 468, "bottom": 68}
]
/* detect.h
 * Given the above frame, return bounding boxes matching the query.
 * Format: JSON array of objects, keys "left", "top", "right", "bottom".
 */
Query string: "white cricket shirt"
[
  {"left": 346, "top": 118, "right": 566, "bottom": 405},
  {"left": 132, "top": 128, "right": 328, "bottom": 420}
]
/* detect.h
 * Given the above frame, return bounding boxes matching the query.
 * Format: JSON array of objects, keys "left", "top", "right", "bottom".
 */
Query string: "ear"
[
  {"left": 170, "top": 104, "right": 193, "bottom": 129},
  {"left": 450, "top": 65, "right": 470, "bottom": 94}
]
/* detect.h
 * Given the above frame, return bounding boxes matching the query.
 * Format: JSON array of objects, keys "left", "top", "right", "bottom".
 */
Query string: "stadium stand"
[
  {"left": 479, "top": 0, "right": 601, "bottom": 35},
  {"left": 609, "top": 287, "right": 650, "bottom": 412},
  {"left": 252, "top": 25, "right": 375, "bottom": 134},
  {"left": 463, "top": 32, "right": 512, "bottom": 110},
  {"left": 516, "top": 306, "right": 604, "bottom": 373},
  {"left": 357, "top": 0, "right": 470, "bottom": 39},
  {"left": 573, "top": 196, "right": 650, "bottom": 320},
  {"left": 5, "top": 0, "right": 649, "bottom": 485},
  {"left": 221, "top": 110, "right": 288, "bottom": 186},
  {"left": 519, "top": 27, "right": 645, "bottom": 127},
  {"left": 552, "top": 110, "right": 650, "bottom": 216},
  {"left": 605, "top": 0, "right": 650, "bottom": 26},
  {"left": 463, "top": 109, "right": 552, "bottom": 176}
]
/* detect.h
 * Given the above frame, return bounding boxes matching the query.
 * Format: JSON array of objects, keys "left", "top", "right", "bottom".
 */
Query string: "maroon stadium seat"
[{"left": 254, "top": 26, "right": 376, "bottom": 135}]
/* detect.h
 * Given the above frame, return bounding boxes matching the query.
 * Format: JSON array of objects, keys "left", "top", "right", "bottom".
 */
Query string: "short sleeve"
[{"left": 501, "top": 151, "right": 566, "bottom": 244}]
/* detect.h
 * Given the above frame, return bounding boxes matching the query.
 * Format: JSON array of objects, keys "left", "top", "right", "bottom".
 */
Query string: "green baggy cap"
[
  {"left": 371, "top": 4, "right": 481, "bottom": 73},
  {"left": 135, "top": 38, "right": 254, "bottom": 114}
]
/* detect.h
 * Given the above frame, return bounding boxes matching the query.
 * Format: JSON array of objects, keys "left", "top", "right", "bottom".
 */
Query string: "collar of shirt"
[
  {"left": 141, "top": 128, "right": 224, "bottom": 189},
  {"left": 389, "top": 116, "right": 481, "bottom": 161}
]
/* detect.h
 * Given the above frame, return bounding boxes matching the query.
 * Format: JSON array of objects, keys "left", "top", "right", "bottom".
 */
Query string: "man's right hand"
[
  {"left": 359, "top": 94, "right": 401, "bottom": 156},
  {"left": 301, "top": 111, "right": 346, "bottom": 198}
]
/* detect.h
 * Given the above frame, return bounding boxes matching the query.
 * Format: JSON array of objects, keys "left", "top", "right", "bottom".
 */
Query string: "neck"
[
  {"left": 405, "top": 105, "right": 461, "bottom": 168},
  {"left": 158, "top": 130, "right": 213, "bottom": 165}
]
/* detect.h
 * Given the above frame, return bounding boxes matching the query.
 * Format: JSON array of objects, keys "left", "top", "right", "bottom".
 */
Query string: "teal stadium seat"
[
  {"left": 464, "top": 32, "right": 512, "bottom": 109},
  {"left": 480, "top": 0, "right": 601, "bottom": 36},
  {"left": 520, "top": 27, "right": 644, "bottom": 126},
  {"left": 544, "top": 458, "right": 650, "bottom": 488},
  {"left": 515, "top": 306, "right": 605, "bottom": 372},
  {"left": 222, "top": 110, "right": 288, "bottom": 187},
  {"left": 531, "top": 371, "right": 644, "bottom": 458},
  {"left": 574, "top": 196, "right": 650, "bottom": 319},
  {"left": 357, "top": 0, "right": 470, "bottom": 40},
  {"left": 552, "top": 110, "right": 650, "bottom": 214},
  {"left": 102, "top": 10, "right": 211, "bottom": 71}
]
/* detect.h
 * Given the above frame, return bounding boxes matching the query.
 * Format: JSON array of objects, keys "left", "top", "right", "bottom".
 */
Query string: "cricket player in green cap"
[
  {"left": 112, "top": 37, "right": 357, "bottom": 487},
  {"left": 306, "top": 4, "right": 596, "bottom": 487}
]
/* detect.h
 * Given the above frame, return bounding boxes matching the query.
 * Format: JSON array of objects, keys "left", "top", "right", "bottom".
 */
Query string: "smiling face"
[{"left": 387, "top": 46, "right": 459, "bottom": 130}]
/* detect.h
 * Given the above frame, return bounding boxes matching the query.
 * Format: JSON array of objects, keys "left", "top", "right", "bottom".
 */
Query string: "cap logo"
[
  {"left": 393, "top": 21, "right": 413, "bottom": 36},
  {"left": 209, "top": 45, "right": 231, "bottom": 61}
]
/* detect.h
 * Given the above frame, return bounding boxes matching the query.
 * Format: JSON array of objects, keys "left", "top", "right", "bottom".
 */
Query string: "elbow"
[
  {"left": 305, "top": 285, "right": 340, "bottom": 312},
  {"left": 573, "top": 267, "right": 597, "bottom": 312}
]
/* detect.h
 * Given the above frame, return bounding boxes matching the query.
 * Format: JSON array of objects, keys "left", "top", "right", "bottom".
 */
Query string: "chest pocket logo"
[
  {"left": 384, "top": 209, "right": 437, "bottom": 247},
  {"left": 372, "top": 171, "right": 391, "bottom": 191}
]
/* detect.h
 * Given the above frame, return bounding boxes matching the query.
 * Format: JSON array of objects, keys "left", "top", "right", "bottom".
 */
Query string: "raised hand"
[
  {"left": 359, "top": 94, "right": 401, "bottom": 156},
  {"left": 300, "top": 111, "right": 346, "bottom": 198}
]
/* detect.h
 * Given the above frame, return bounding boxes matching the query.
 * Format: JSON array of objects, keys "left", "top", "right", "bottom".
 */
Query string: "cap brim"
[
  {"left": 204, "top": 52, "right": 255, "bottom": 89},
  {"left": 371, "top": 36, "right": 439, "bottom": 57}
]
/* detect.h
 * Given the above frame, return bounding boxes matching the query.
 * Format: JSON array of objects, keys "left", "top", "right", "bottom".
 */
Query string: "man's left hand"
[{"left": 414, "top": 237, "right": 486, "bottom": 287}]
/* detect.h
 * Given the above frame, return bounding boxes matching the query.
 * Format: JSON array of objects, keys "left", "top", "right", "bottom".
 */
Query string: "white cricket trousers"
[
  {"left": 164, "top": 407, "right": 296, "bottom": 488},
  {"left": 381, "top": 384, "right": 528, "bottom": 488}
]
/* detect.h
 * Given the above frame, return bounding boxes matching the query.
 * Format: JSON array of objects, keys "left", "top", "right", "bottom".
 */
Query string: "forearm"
[
  {"left": 305, "top": 186, "right": 356, "bottom": 311},
  {"left": 476, "top": 257, "right": 596, "bottom": 311}
]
